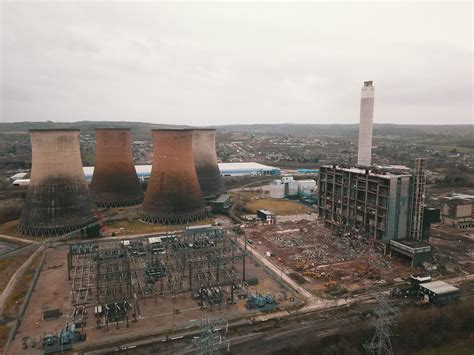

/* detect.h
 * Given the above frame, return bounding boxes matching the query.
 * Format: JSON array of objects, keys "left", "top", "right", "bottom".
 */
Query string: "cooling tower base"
[
  {"left": 17, "top": 219, "right": 97, "bottom": 237},
  {"left": 95, "top": 197, "right": 144, "bottom": 208},
  {"left": 139, "top": 211, "right": 208, "bottom": 225}
]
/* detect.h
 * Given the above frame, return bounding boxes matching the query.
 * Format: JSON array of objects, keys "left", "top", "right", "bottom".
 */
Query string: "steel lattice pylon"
[
  {"left": 192, "top": 316, "right": 229, "bottom": 355},
  {"left": 364, "top": 293, "right": 396, "bottom": 355}
]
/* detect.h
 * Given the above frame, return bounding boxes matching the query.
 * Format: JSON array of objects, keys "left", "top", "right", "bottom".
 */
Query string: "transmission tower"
[
  {"left": 192, "top": 316, "right": 229, "bottom": 355},
  {"left": 364, "top": 293, "right": 396, "bottom": 355}
]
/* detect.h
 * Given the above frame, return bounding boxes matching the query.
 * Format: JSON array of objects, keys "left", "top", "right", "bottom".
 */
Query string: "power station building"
[
  {"left": 192, "top": 129, "right": 225, "bottom": 198},
  {"left": 318, "top": 159, "right": 430, "bottom": 249},
  {"left": 17, "top": 129, "right": 96, "bottom": 236},
  {"left": 318, "top": 165, "right": 413, "bottom": 241},
  {"left": 90, "top": 128, "right": 144, "bottom": 207},
  {"left": 140, "top": 129, "right": 207, "bottom": 224},
  {"left": 357, "top": 81, "right": 375, "bottom": 166}
]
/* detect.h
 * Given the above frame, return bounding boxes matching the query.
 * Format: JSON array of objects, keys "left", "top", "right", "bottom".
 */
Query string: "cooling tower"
[
  {"left": 357, "top": 81, "right": 375, "bottom": 166},
  {"left": 192, "top": 129, "right": 225, "bottom": 198},
  {"left": 90, "top": 128, "right": 144, "bottom": 207},
  {"left": 17, "top": 129, "right": 96, "bottom": 236},
  {"left": 140, "top": 129, "right": 207, "bottom": 224}
]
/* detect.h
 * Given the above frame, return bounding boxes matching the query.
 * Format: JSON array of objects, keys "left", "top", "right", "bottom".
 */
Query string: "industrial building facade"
[
  {"left": 318, "top": 165, "right": 413, "bottom": 241},
  {"left": 440, "top": 193, "right": 474, "bottom": 229}
]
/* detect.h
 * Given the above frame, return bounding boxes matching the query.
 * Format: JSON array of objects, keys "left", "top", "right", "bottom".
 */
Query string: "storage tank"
[
  {"left": 287, "top": 181, "right": 299, "bottom": 197},
  {"left": 17, "top": 129, "right": 96, "bottom": 236},
  {"left": 90, "top": 128, "right": 144, "bottom": 207},
  {"left": 192, "top": 129, "right": 225, "bottom": 198},
  {"left": 140, "top": 129, "right": 207, "bottom": 224},
  {"left": 269, "top": 184, "right": 285, "bottom": 199}
]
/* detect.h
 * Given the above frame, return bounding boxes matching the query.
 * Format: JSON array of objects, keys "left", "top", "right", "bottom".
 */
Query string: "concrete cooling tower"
[
  {"left": 17, "top": 129, "right": 96, "bottom": 236},
  {"left": 192, "top": 129, "right": 225, "bottom": 198},
  {"left": 90, "top": 128, "right": 144, "bottom": 207},
  {"left": 140, "top": 129, "right": 207, "bottom": 224}
]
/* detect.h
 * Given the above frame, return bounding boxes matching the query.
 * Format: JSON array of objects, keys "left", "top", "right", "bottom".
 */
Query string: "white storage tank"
[
  {"left": 287, "top": 181, "right": 299, "bottom": 196},
  {"left": 270, "top": 184, "right": 285, "bottom": 199},
  {"left": 298, "top": 179, "right": 317, "bottom": 193}
]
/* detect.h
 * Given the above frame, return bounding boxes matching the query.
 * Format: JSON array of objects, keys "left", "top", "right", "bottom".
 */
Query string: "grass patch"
[
  {"left": 3, "top": 253, "right": 43, "bottom": 317},
  {"left": 103, "top": 218, "right": 216, "bottom": 236},
  {"left": 0, "top": 220, "right": 19, "bottom": 236},
  {"left": 0, "top": 253, "right": 33, "bottom": 292},
  {"left": 435, "top": 145, "right": 474, "bottom": 153},
  {"left": 244, "top": 199, "right": 312, "bottom": 215}
]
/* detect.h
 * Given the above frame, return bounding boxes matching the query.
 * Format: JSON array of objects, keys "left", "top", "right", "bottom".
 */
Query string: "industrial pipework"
[
  {"left": 17, "top": 129, "right": 96, "bottom": 236},
  {"left": 90, "top": 128, "right": 144, "bottom": 207}
]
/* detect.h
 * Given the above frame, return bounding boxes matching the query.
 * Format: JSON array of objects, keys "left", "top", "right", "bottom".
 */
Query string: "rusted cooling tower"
[
  {"left": 140, "top": 129, "right": 207, "bottom": 224},
  {"left": 17, "top": 129, "right": 96, "bottom": 236},
  {"left": 192, "top": 129, "right": 225, "bottom": 198},
  {"left": 90, "top": 128, "right": 144, "bottom": 207}
]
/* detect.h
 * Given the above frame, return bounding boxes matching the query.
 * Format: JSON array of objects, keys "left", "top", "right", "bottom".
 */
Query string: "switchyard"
[
  {"left": 6, "top": 225, "right": 297, "bottom": 353},
  {"left": 68, "top": 226, "right": 247, "bottom": 312}
]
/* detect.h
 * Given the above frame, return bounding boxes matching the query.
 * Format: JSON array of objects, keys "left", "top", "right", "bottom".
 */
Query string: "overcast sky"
[{"left": 1, "top": 1, "right": 472, "bottom": 125}]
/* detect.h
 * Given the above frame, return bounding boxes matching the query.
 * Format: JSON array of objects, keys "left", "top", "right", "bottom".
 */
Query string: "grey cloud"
[{"left": 1, "top": 2, "right": 472, "bottom": 125}]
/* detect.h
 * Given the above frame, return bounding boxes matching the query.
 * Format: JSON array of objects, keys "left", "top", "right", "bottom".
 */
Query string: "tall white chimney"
[{"left": 357, "top": 81, "right": 375, "bottom": 166}]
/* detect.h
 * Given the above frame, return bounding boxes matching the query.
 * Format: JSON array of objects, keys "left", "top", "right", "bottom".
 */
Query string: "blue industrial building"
[{"left": 82, "top": 162, "right": 280, "bottom": 182}]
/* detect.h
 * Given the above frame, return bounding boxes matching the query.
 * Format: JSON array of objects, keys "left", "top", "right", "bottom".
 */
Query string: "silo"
[
  {"left": 140, "top": 129, "right": 207, "bottom": 224},
  {"left": 17, "top": 129, "right": 96, "bottom": 236},
  {"left": 90, "top": 128, "right": 144, "bottom": 207},
  {"left": 192, "top": 128, "right": 225, "bottom": 198}
]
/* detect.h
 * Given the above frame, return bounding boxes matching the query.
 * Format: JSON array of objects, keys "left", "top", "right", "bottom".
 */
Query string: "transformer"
[
  {"left": 17, "top": 129, "right": 96, "bottom": 236},
  {"left": 140, "top": 129, "right": 207, "bottom": 224},
  {"left": 90, "top": 128, "right": 144, "bottom": 207},
  {"left": 192, "top": 129, "right": 225, "bottom": 198}
]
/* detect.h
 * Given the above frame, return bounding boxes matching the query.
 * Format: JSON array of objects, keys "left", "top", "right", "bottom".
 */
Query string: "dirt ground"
[
  {"left": 245, "top": 219, "right": 419, "bottom": 297},
  {"left": 430, "top": 224, "right": 474, "bottom": 274}
]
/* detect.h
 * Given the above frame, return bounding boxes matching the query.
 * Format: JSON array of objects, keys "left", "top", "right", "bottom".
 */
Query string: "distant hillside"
[
  {"left": 0, "top": 121, "right": 472, "bottom": 139},
  {"left": 212, "top": 124, "right": 474, "bottom": 138},
  {"left": 0, "top": 121, "right": 191, "bottom": 141}
]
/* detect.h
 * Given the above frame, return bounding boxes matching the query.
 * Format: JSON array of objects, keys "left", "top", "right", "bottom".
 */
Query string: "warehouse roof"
[
  {"left": 217, "top": 162, "right": 280, "bottom": 172},
  {"left": 213, "top": 194, "right": 231, "bottom": 203},
  {"left": 321, "top": 164, "right": 411, "bottom": 178},
  {"left": 83, "top": 162, "right": 279, "bottom": 178},
  {"left": 419, "top": 281, "right": 459, "bottom": 295}
]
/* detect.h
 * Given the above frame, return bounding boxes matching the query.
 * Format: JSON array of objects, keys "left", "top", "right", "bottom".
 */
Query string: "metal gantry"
[
  {"left": 68, "top": 226, "right": 247, "bottom": 320},
  {"left": 192, "top": 316, "right": 229, "bottom": 355}
]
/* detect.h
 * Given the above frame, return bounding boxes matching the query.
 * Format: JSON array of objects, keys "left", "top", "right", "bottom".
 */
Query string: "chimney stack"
[{"left": 357, "top": 81, "right": 375, "bottom": 166}]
